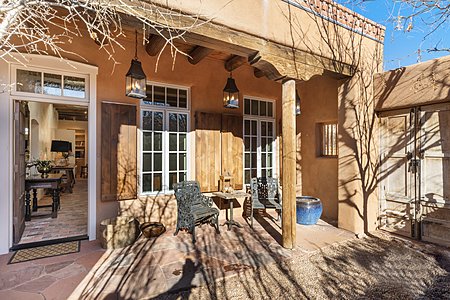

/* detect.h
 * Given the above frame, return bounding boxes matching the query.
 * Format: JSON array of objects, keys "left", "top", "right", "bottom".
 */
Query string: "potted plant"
[{"left": 27, "top": 159, "right": 53, "bottom": 178}]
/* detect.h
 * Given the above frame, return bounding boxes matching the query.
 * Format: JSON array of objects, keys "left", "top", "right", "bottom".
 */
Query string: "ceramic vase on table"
[{"left": 36, "top": 161, "right": 53, "bottom": 178}]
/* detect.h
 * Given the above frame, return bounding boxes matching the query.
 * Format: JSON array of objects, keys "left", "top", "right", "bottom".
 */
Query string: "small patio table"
[{"left": 213, "top": 191, "right": 251, "bottom": 230}]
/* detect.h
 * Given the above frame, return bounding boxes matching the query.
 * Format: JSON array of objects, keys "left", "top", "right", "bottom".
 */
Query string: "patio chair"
[
  {"left": 249, "top": 177, "right": 282, "bottom": 228},
  {"left": 173, "top": 181, "right": 220, "bottom": 243}
]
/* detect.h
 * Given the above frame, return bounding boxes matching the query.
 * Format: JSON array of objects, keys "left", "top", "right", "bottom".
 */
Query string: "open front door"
[{"left": 13, "top": 101, "right": 27, "bottom": 244}]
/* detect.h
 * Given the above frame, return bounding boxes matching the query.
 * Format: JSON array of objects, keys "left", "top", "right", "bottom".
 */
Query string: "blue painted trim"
[{"left": 282, "top": 0, "right": 384, "bottom": 44}]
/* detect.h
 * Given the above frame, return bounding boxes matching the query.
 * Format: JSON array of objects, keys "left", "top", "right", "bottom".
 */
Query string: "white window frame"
[
  {"left": 139, "top": 82, "right": 191, "bottom": 195},
  {"left": 243, "top": 96, "right": 277, "bottom": 185},
  {"left": 1, "top": 54, "right": 97, "bottom": 254},
  {"left": 11, "top": 65, "right": 90, "bottom": 102}
]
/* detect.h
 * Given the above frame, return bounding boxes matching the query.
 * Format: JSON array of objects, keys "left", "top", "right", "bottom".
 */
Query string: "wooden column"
[{"left": 282, "top": 79, "right": 297, "bottom": 249}]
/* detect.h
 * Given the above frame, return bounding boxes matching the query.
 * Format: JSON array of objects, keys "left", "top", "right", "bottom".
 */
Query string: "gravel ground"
[{"left": 156, "top": 232, "right": 450, "bottom": 300}]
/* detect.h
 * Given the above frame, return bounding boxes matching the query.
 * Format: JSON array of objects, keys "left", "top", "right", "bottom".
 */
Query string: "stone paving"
[
  {"left": 0, "top": 240, "right": 105, "bottom": 300},
  {"left": 19, "top": 179, "right": 88, "bottom": 244},
  {"left": 69, "top": 215, "right": 354, "bottom": 299},
  {"left": 0, "top": 212, "right": 355, "bottom": 300}
]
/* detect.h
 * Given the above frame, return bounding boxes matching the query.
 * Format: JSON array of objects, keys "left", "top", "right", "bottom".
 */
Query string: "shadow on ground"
[{"left": 68, "top": 215, "right": 450, "bottom": 300}]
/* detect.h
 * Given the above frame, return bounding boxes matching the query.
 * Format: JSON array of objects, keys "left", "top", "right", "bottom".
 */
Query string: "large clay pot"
[{"left": 296, "top": 196, "right": 322, "bottom": 225}]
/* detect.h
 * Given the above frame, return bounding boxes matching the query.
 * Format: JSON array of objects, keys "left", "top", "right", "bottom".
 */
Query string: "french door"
[
  {"left": 243, "top": 118, "right": 275, "bottom": 185},
  {"left": 380, "top": 104, "right": 450, "bottom": 246}
]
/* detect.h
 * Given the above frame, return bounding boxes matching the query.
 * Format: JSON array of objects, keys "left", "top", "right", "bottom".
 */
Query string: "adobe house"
[
  {"left": 0, "top": 0, "right": 385, "bottom": 253},
  {"left": 374, "top": 56, "right": 450, "bottom": 247}
]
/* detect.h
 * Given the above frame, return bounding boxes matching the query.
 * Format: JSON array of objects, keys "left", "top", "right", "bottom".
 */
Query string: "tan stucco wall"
[
  {"left": 297, "top": 76, "right": 339, "bottom": 222},
  {"left": 150, "top": 0, "right": 383, "bottom": 67},
  {"left": 5, "top": 0, "right": 386, "bottom": 239},
  {"left": 50, "top": 28, "right": 348, "bottom": 233},
  {"left": 56, "top": 31, "right": 285, "bottom": 232},
  {"left": 374, "top": 55, "right": 450, "bottom": 111}
]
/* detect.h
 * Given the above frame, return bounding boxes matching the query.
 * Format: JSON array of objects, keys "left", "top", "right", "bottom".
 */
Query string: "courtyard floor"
[{"left": 0, "top": 213, "right": 449, "bottom": 299}]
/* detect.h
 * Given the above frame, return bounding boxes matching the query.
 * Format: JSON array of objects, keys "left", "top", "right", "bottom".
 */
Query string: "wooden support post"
[{"left": 281, "top": 79, "right": 297, "bottom": 249}]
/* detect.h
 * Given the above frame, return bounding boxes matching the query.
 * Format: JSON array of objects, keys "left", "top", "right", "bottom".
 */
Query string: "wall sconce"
[
  {"left": 126, "top": 30, "right": 147, "bottom": 98},
  {"left": 295, "top": 90, "right": 301, "bottom": 115},
  {"left": 223, "top": 73, "right": 239, "bottom": 108}
]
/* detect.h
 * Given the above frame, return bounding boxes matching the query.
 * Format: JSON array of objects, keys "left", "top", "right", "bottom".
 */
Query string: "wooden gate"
[
  {"left": 380, "top": 104, "right": 450, "bottom": 246},
  {"left": 419, "top": 104, "right": 450, "bottom": 246}
]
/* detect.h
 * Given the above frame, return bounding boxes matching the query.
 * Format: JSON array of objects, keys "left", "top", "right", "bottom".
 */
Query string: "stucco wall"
[
  {"left": 297, "top": 75, "right": 339, "bottom": 222},
  {"left": 28, "top": 102, "right": 58, "bottom": 161},
  {"left": 374, "top": 55, "right": 450, "bottom": 111},
  {"left": 55, "top": 31, "right": 284, "bottom": 231},
  {"left": 52, "top": 29, "right": 345, "bottom": 232}
]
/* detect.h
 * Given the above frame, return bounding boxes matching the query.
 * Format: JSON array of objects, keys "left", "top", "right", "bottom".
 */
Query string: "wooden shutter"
[
  {"left": 221, "top": 114, "right": 243, "bottom": 190},
  {"left": 195, "top": 112, "right": 221, "bottom": 192},
  {"left": 101, "top": 102, "right": 137, "bottom": 201}
]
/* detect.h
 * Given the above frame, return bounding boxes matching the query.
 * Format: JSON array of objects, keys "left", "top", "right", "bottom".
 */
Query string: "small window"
[
  {"left": 143, "top": 84, "right": 188, "bottom": 108},
  {"left": 320, "top": 123, "right": 338, "bottom": 157},
  {"left": 244, "top": 98, "right": 274, "bottom": 117},
  {"left": 15, "top": 69, "right": 87, "bottom": 99}
]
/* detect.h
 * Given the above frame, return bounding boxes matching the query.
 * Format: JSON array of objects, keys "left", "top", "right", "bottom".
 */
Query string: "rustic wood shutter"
[
  {"left": 195, "top": 112, "right": 222, "bottom": 192},
  {"left": 101, "top": 102, "right": 137, "bottom": 201},
  {"left": 195, "top": 112, "right": 244, "bottom": 192},
  {"left": 221, "top": 114, "right": 243, "bottom": 190}
]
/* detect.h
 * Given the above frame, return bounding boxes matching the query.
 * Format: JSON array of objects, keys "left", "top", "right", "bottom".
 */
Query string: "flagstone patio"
[
  {"left": 0, "top": 213, "right": 355, "bottom": 300},
  {"left": 69, "top": 214, "right": 354, "bottom": 299}
]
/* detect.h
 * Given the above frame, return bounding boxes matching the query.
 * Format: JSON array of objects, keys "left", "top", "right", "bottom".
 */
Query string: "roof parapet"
[{"left": 285, "top": 0, "right": 386, "bottom": 43}]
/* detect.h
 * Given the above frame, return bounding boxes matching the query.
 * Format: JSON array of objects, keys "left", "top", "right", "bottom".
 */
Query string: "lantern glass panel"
[
  {"left": 126, "top": 76, "right": 146, "bottom": 98},
  {"left": 223, "top": 91, "right": 239, "bottom": 108}
]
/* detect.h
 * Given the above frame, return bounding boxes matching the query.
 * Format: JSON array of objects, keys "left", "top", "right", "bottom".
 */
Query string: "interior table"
[
  {"left": 52, "top": 164, "right": 76, "bottom": 193},
  {"left": 25, "top": 173, "right": 62, "bottom": 221},
  {"left": 213, "top": 191, "right": 251, "bottom": 230}
]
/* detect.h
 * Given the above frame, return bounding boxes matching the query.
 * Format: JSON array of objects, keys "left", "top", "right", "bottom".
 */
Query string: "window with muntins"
[
  {"left": 15, "top": 69, "right": 86, "bottom": 99},
  {"left": 320, "top": 123, "right": 338, "bottom": 157},
  {"left": 141, "top": 83, "right": 189, "bottom": 194},
  {"left": 243, "top": 97, "right": 276, "bottom": 185}
]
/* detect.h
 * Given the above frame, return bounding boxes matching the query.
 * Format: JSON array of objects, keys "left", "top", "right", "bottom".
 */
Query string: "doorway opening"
[{"left": 13, "top": 100, "right": 89, "bottom": 247}]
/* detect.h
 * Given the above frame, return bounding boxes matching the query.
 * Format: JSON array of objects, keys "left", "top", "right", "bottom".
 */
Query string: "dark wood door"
[
  {"left": 13, "top": 101, "right": 27, "bottom": 244},
  {"left": 101, "top": 102, "right": 137, "bottom": 201}
]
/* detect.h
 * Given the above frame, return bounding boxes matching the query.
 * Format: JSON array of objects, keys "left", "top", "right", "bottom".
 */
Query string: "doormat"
[{"left": 8, "top": 241, "right": 80, "bottom": 264}]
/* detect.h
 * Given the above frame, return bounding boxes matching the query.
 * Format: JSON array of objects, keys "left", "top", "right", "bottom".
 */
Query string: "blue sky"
[{"left": 338, "top": 0, "right": 450, "bottom": 70}]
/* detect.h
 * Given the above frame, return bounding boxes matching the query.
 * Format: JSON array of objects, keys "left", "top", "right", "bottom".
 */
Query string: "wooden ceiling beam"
[
  {"left": 254, "top": 68, "right": 266, "bottom": 78},
  {"left": 145, "top": 34, "right": 166, "bottom": 56},
  {"left": 188, "top": 46, "right": 213, "bottom": 65},
  {"left": 225, "top": 55, "right": 247, "bottom": 72}
]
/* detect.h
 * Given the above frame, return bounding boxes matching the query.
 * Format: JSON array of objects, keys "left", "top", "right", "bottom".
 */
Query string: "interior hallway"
[{"left": 19, "top": 179, "right": 88, "bottom": 245}]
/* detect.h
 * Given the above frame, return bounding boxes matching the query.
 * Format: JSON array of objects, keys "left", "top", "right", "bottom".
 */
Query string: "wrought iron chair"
[
  {"left": 249, "top": 177, "right": 282, "bottom": 228},
  {"left": 173, "top": 181, "right": 220, "bottom": 243}
]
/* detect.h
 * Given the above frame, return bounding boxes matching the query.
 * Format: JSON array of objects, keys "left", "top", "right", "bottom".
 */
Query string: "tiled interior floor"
[{"left": 19, "top": 178, "right": 88, "bottom": 244}]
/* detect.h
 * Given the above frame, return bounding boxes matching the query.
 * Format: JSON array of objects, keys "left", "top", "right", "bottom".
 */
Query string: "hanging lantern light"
[
  {"left": 295, "top": 89, "right": 301, "bottom": 115},
  {"left": 126, "top": 30, "right": 147, "bottom": 98},
  {"left": 223, "top": 73, "right": 240, "bottom": 108}
]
